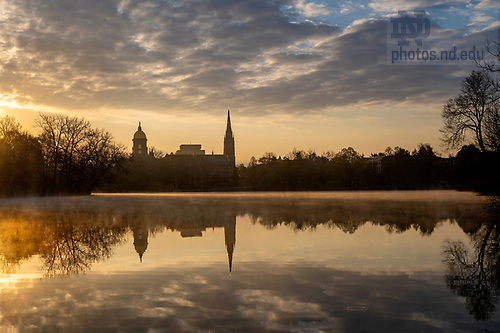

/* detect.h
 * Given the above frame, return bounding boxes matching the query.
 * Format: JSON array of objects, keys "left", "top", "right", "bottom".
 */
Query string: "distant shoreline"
[{"left": 93, "top": 189, "right": 487, "bottom": 203}]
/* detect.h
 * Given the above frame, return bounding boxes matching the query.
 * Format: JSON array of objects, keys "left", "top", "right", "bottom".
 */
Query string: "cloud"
[
  {"left": 339, "top": 1, "right": 366, "bottom": 15},
  {"left": 369, "top": 0, "right": 470, "bottom": 12},
  {"left": 475, "top": 0, "right": 500, "bottom": 9},
  {"left": 294, "top": 0, "right": 330, "bottom": 17},
  {"left": 0, "top": 0, "right": 339, "bottom": 115},
  {"left": 467, "top": 0, "right": 499, "bottom": 29},
  {"left": 228, "top": 18, "right": 497, "bottom": 115},
  {"left": 0, "top": 0, "right": 493, "bottom": 120},
  {"left": 468, "top": 12, "right": 495, "bottom": 27}
]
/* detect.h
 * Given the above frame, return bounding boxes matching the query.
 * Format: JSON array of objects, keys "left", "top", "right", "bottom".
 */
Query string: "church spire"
[
  {"left": 138, "top": 121, "right": 142, "bottom": 131},
  {"left": 225, "top": 110, "right": 233, "bottom": 137},
  {"left": 224, "top": 110, "right": 235, "bottom": 167}
]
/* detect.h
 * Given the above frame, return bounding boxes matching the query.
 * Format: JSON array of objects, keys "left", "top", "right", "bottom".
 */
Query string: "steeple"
[
  {"left": 223, "top": 110, "right": 235, "bottom": 167},
  {"left": 225, "top": 110, "right": 232, "bottom": 137},
  {"left": 138, "top": 122, "right": 142, "bottom": 131}
]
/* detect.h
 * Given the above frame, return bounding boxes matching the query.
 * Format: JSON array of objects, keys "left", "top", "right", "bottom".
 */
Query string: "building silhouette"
[
  {"left": 132, "top": 122, "right": 148, "bottom": 158},
  {"left": 130, "top": 111, "right": 236, "bottom": 189}
]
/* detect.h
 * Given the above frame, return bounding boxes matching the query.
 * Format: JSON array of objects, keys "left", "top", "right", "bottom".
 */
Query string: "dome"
[
  {"left": 134, "top": 130, "right": 147, "bottom": 139},
  {"left": 133, "top": 122, "right": 147, "bottom": 140}
]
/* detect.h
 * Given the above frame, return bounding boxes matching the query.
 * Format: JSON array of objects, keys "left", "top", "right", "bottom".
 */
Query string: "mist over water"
[{"left": 0, "top": 191, "right": 498, "bottom": 332}]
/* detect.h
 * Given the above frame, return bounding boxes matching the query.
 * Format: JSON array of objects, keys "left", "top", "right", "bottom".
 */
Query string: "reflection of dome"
[
  {"left": 134, "top": 241, "right": 148, "bottom": 262},
  {"left": 133, "top": 225, "right": 148, "bottom": 263},
  {"left": 134, "top": 123, "right": 147, "bottom": 140}
]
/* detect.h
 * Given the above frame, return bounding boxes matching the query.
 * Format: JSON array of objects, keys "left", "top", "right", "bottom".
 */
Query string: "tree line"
[
  {"left": 237, "top": 143, "right": 499, "bottom": 193},
  {"left": 101, "top": 140, "right": 498, "bottom": 194},
  {"left": 0, "top": 114, "right": 126, "bottom": 196}
]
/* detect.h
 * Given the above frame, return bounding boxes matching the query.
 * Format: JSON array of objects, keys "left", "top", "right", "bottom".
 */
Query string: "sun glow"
[
  {"left": 0, "top": 273, "right": 44, "bottom": 290},
  {"left": 0, "top": 94, "right": 23, "bottom": 110}
]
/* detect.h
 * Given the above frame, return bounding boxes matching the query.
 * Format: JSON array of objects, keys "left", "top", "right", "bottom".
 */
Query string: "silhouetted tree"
[
  {"left": 0, "top": 115, "right": 21, "bottom": 138},
  {"left": 476, "top": 38, "right": 500, "bottom": 73},
  {"left": 0, "top": 116, "right": 44, "bottom": 196},
  {"left": 149, "top": 146, "right": 165, "bottom": 159},
  {"left": 475, "top": 39, "right": 500, "bottom": 153},
  {"left": 441, "top": 70, "right": 500, "bottom": 153},
  {"left": 441, "top": 70, "right": 500, "bottom": 194},
  {"left": 75, "top": 127, "right": 128, "bottom": 193},
  {"left": 331, "top": 147, "right": 367, "bottom": 188},
  {"left": 413, "top": 143, "right": 438, "bottom": 186},
  {"left": 485, "top": 104, "right": 500, "bottom": 152},
  {"left": 37, "top": 113, "right": 126, "bottom": 194},
  {"left": 454, "top": 145, "right": 482, "bottom": 190},
  {"left": 381, "top": 147, "right": 415, "bottom": 188}
]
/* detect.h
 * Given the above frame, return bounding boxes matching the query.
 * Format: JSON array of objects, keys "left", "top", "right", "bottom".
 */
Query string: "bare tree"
[
  {"left": 76, "top": 128, "right": 127, "bottom": 193},
  {"left": 149, "top": 146, "right": 165, "bottom": 159},
  {"left": 0, "top": 115, "right": 21, "bottom": 140},
  {"left": 485, "top": 103, "right": 500, "bottom": 152},
  {"left": 0, "top": 116, "right": 44, "bottom": 196},
  {"left": 441, "top": 70, "right": 500, "bottom": 153},
  {"left": 476, "top": 39, "right": 500, "bottom": 73},
  {"left": 36, "top": 113, "right": 126, "bottom": 194},
  {"left": 36, "top": 114, "right": 90, "bottom": 192}
]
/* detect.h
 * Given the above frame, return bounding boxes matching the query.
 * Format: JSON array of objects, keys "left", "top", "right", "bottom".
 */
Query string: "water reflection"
[
  {"left": 0, "top": 208, "right": 126, "bottom": 277},
  {"left": 0, "top": 192, "right": 498, "bottom": 330},
  {"left": 130, "top": 216, "right": 237, "bottom": 271},
  {"left": 443, "top": 218, "right": 500, "bottom": 321},
  {"left": 0, "top": 193, "right": 493, "bottom": 276}
]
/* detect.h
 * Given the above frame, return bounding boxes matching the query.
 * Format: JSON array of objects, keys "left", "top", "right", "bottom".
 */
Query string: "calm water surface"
[{"left": 0, "top": 191, "right": 498, "bottom": 332}]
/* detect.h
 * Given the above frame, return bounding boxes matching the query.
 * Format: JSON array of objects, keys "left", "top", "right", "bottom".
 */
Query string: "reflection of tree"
[
  {"left": 0, "top": 219, "right": 46, "bottom": 274},
  {"left": 246, "top": 199, "right": 477, "bottom": 236},
  {"left": 0, "top": 211, "right": 127, "bottom": 277},
  {"left": 41, "top": 222, "right": 127, "bottom": 277},
  {"left": 443, "top": 218, "right": 500, "bottom": 321}
]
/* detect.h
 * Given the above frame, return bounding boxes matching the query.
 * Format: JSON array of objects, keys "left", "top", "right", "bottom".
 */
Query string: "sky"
[{"left": 0, "top": 0, "right": 499, "bottom": 163}]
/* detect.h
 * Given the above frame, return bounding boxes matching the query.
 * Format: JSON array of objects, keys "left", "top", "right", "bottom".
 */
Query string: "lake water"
[{"left": 0, "top": 191, "right": 499, "bottom": 332}]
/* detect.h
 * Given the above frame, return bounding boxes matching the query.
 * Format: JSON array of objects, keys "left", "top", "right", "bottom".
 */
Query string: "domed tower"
[{"left": 132, "top": 122, "right": 148, "bottom": 157}]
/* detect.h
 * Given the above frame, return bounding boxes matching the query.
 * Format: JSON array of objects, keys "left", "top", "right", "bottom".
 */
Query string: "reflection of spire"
[
  {"left": 132, "top": 224, "right": 148, "bottom": 263},
  {"left": 224, "top": 216, "right": 236, "bottom": 273}
]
